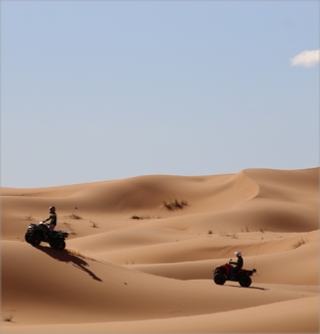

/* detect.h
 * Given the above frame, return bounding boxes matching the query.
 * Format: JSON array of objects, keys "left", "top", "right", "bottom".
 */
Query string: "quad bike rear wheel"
[
  {"left": 54, "top": 238, "right": 66, "bottom": 251},
  {"left": 239, "top": 274, "right": 252, "bottom": 287},
  {"left": 214, "top": 273, "right": 227, "bottom": 285}
]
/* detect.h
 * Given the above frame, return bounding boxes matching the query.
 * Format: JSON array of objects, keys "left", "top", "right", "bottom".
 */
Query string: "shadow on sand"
[
  {"left": 226, "top": 284, "right": 268, "bottom": 291},
  {"left": 36, "top": 245, "right": 102, "bottom": 282}
]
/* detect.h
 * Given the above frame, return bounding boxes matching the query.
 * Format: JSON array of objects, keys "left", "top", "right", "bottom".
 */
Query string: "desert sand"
[{"left": 1, "top": 167, "right": 319, "bottom": 333}]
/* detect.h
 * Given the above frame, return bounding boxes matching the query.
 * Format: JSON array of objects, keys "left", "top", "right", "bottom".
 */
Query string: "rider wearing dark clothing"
[
  {"left": 43, "top": 206, "right": 57, "bottom": 232},
  {"left": 230, "top": 251, "right": 243, "bottom": 277}
]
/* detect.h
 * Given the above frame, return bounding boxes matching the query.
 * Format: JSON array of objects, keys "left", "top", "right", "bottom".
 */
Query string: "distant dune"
[{"left": 2, "top": 167, "right": 319, "bottom": 333}]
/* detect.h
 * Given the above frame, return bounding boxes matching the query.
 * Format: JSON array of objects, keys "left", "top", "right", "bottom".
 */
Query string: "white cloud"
[{"left": 290, "top": 49, "right": 320, "bottom": 67}]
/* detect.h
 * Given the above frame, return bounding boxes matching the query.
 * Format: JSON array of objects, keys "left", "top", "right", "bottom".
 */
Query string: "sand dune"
[{"left": 2, "top": 167, "right": 319, "bottom": 333}]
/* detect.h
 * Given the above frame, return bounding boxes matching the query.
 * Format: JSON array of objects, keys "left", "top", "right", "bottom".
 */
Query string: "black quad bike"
[
  {"left": 25, "top": 222, "right": 68, "bottom": 251},
  {"left": 213, "top": 261, "right": 256, "bottom": 288}
]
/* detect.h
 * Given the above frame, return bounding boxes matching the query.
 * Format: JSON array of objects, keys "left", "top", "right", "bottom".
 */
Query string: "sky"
[{"left": 1, "top": 1, "right": 319, "bottom": 188}]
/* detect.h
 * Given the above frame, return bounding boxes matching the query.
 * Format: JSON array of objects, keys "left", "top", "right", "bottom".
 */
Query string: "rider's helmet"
[
  {"left": 234, "top": 251, "right": 242, "bottom": 257},
  {"left": 49, "top": 206, "right": 56, "bottom": 212}
]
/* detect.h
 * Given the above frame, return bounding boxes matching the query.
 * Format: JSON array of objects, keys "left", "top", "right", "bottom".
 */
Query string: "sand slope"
[{"left": 2, "top": 167, "right": 319, "bottom": 333}]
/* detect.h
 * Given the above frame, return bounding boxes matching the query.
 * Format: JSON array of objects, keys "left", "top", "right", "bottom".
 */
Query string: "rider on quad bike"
[
  {"left": 42, "top": 206, "right": 57, "bottom": 235},
  {"left": 229, "top": 251, "right": 243, "bottom": 278},
  {"left": 213, "top": 251, "right": 256, "bottom": 287},
  {"left": 25, "top": 206, "right": 67, "bottom": 250}
]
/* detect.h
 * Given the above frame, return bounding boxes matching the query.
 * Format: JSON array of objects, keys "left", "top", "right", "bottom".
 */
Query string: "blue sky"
[{"left": 1, "top": 1, "right": 319, "bottom": 188}]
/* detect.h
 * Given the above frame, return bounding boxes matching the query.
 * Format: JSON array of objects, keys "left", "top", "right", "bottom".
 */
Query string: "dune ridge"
[{"left": 2, "top": 167, "right": 319, "bottom": 333}]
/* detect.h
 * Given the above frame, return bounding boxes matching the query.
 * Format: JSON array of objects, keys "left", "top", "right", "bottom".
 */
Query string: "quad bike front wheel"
[
  {"left": 239, "top": 274, "right": 252, "bottom": 287},
  {"left": 30, "top": 233, "right": 42, "bottom": 247},
  {"left": 214, "top": 273, "right": 227, "bottom": 285},
  {"left": 25, "top": 233, "right": 32, "bottom": 243}
]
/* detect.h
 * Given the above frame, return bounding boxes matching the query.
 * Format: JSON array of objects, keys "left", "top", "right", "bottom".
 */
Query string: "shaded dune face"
[{"left": 1, "top": 167, "right": 319, "bottom": 333}]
